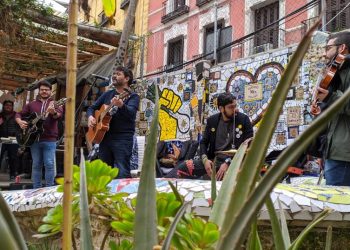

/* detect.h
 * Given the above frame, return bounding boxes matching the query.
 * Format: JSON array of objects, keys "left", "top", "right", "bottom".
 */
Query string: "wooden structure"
[{"left": 0, "top": 9, "right": 121, "bottom": 92}]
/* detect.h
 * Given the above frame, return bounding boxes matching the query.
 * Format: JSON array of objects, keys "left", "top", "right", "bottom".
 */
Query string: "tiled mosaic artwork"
[
  {"left": 136, "top": 33, "right": 326, "bottom": 153},
  {"left": 3, "top": 178, "right": 350, "bottom": 222}
]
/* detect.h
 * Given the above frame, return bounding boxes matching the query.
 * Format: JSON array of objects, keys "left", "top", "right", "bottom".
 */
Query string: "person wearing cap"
[{"left": 16, "top": 81, "right": 63, "bottom": 188}]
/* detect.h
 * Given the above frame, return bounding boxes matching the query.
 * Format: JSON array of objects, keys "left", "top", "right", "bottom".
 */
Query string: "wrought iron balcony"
[
  {"left": 161, "top": 0, "right": 189, "bottom": 24},
  {"left": 120, "top": 0, "right": 130, "bottom": 10},
  {"left": 196, "top": 0, "right": 212, "bottom": 7}
]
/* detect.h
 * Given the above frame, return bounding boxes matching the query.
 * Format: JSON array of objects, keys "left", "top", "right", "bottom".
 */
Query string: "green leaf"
[
  {"left": 111, "top": 221, "right": 134, "bottom": 236},
  {"left": 211, "top": 166, "right": 217, "bottom": 204},
  {"left": 79, "top": 150, "right": 94, "bottom": 250},
  {"left": 246, "top": 219, "right": 262, "bottom": 250},
  {"left": 278, "top": 199, "right": 291, "bottom": 248},
  {"left": 289, "top": 209, "right": 332, "bottom": 250},
  {"left": 134, "top": 87, "right": 159, "bottom": 249},
  {"left": 38, "top": 224, "right": 57, "bottom": 233},
  {"left": 0, "top": 193, "right": 27, "bottom": 249},
  {"left": 265, "top": 196, "right": 287, "bottom": 250},
  {"left": 0, "top": 213, "right": 23, "bottom": 250},
  {"left": 325, "top": 225, "right": 332, "bottom": 250},
  {"left": 168, "top": 181, "right": 184, "bottom": 204},
  {"left": 209, "top": 140, "right": 249, "bottom": 227},
  {"left": 216, "top": 19, "right": 322, "bottom": 249},
  {"left": 102, "top": 0, "right": 116, "bottom": 18},
  {"left": 162, "top": 202, "right": 190, "bottom": 250},
  {"left": 32, "top": 231, "right": 61, "bottom": 239}
]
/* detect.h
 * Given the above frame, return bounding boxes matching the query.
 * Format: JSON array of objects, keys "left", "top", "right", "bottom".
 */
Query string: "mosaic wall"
[{"left": 135, "top": 32, "right": 327, "bottom": 152}]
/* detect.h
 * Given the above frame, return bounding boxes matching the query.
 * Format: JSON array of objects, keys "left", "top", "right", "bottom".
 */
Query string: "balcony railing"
[
  {"left": 196, "top": 0, "right": 212, "bottom": 7},
  {"left": 120, "top": 0, "right": 130, "bottom": 10},
  {"left": 164, "top": 62, "right": 183, "bottom": 72},
  {"left": 161, "top": 0, "right": 189, "bottom": 24}
]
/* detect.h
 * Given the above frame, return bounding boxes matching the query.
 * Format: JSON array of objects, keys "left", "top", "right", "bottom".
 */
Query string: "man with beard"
[
  {"left": 167, "top": 93, "right": 253, "bottom": 180},
  {"left": 311, "top": 31, "right": 350, "bottom": 186},
  {"left": 16, "top": 81, "right": 63, "bottom": 188},
  {"left": 0, "top": 100, "right": 21, "bottom": 180},
  {"left": 87, "top": 66, "right": 140, "bottom": 178}
]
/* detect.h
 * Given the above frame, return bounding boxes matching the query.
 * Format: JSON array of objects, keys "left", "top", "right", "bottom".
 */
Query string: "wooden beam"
[
  {"left": 31, "top": 27, "right": 111, "bottom": 55},
  {"left": 28, "top": 9, "right": 122, "bottom": 46}
]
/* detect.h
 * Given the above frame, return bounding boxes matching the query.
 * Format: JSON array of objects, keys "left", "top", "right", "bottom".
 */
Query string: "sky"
[{"left": 41, "top": 0, "right": 68, "bottom": 13}]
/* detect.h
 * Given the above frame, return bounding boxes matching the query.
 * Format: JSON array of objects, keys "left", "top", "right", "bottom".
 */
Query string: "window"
[
  {"left": 254, "top": 2, "right": 279, "bottom": 49},
  {"left": 167, "top": 36, "right": 184, "bottom": 71},
  {"left": 325, "top": 0, "right": 350, "bottom": 32},
  {"left": 204, "top": 23, "right": 232, "bottom": 63}
]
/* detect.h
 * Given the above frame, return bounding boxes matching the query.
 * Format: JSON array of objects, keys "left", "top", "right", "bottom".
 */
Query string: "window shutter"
[
  {"left": 254, "top": 1, "right": 279, "bottom": 48},
  {"left": 325, "top": 0, "right": 350, "bottom": 32},
  {"left": 218, "top": 26, "right": 232, "bottom": 63}
]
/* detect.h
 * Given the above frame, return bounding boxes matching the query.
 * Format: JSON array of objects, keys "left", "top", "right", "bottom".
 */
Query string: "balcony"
[
  {"left": 120, "top": 0, "right": 129, "bottom": 10},
  {"left": 161, "top": 0, "right": 189, "bottom": 24},
  {"left": 196, "top": 0, "right": 212, "bottom": 7}
]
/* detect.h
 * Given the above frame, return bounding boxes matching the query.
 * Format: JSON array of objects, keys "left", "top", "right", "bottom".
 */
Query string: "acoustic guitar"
[
  {"left": 16, "top": 98, "right": 67, "bottom": 147},
  {"left": 86, "top": 88, "right": 131, "bottom": 145}
]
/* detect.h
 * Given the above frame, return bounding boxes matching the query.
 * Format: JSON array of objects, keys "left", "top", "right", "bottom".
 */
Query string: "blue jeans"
[
  {"left": 30, "top": 141, "right": 57, "bottom": 188},
  {"left": 99, "top": 137, "right": 133, "bottom": 178},
  {"left": 324, "top": 159, "right": 350, "bottom": 186}
]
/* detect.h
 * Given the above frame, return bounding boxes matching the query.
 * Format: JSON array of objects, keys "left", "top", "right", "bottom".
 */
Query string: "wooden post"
[{"left": 62, "top": 0, "right": 78, "bottom": 249}]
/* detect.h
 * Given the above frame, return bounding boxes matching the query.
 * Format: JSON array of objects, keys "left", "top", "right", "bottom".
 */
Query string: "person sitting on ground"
[{"left": 157, "top": 140, "right": 198, "bottom": 177}]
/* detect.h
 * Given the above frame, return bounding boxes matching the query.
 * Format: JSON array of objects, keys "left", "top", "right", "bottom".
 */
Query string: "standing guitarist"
[
  {"left": 87, "top": 66, "right": 140, "bottom": 178},
  {"left": 15, "top": 81, "right": 63, "bottom": 188}
]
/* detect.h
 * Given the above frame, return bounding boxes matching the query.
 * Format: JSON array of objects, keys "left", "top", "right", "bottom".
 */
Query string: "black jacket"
[
  {"left": 0, "top": 111, "right": 20, "bottom": 138},
  {"left": 200, "top": 112, "right": 253, "bottom": 160}
]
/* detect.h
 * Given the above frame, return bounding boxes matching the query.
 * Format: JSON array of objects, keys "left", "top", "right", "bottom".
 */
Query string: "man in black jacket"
[
  {"left": 310, "top": 31, "right": 350, "bottom": 186},
  {"left": 0, "top": 100, "right": 21, "bottom": 180},
  {"left": 172, "top": 93, "right": 253, "bottom": 180}
]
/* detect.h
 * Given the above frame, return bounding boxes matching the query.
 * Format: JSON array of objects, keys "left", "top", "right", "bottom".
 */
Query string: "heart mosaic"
[{"left": 226, "top": 62, "right": 284, "bottom": 125}]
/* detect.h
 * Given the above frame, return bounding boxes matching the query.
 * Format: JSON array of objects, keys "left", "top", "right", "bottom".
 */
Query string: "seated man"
[
  {"left": 166, "top": 93, "right": 253, "bottom": 180},
  {"left": 157, "top": 140, "right": 198, "bottom": 177}
]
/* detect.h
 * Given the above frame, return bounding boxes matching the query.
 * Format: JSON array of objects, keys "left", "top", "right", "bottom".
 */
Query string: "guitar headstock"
[
  {"left": 55, "top": 98, "right": 68, "bottom": 107},
  {"left": 119, "top": 88, "right": 132, "bottom": 100}
]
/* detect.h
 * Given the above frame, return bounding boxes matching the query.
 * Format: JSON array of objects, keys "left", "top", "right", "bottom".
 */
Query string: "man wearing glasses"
[
  {"left": 166, "top": 92, "right": 253, "bottom": 180},
  {"left": 311, "top": 31, "right": 350, "bottom": 186},
  {"left": 16, "top": 81, "right": 63, "bottom": 188}
]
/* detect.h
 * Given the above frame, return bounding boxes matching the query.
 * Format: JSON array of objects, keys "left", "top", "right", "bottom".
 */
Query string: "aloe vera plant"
[{"left": 0, "top": 193, "right": 27, "bottom": 250}]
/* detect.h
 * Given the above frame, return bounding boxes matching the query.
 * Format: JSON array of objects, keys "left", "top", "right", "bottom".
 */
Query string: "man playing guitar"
[
  {"left": 87, "top": 66, "right": 140, "bottom": 178},
  {"left": 311, "top": 31, "right": 350, "bottom": 186},
  {"left": 15, "top": 81, "right": 63, "bottom": 188}
]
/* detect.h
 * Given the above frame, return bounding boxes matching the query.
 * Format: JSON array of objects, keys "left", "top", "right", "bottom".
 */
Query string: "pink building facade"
[{"left": 146, "top": 0, "right": 318, "bottom": 74}]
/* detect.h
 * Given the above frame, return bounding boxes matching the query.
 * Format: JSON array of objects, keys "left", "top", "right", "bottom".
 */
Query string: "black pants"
[
  {"left": 1, "top": 144, "right": 21, "bottom": 177},
  {"left": 165, "top": 158, "right": 224, "bottom": 179}
]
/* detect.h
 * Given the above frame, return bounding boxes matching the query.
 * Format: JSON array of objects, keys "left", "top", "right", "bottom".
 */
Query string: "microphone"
[{"left": 91, "top": 74, "right": 109, "bottom": 81}]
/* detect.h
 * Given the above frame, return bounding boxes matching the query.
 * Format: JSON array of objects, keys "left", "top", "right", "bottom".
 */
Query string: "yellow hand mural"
[{"left": 159, "top": 88, "right": 182, "bottom": 140}]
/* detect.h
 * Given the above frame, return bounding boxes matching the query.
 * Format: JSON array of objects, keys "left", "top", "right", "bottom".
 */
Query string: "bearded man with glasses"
[
  {"left": 16, "top": 81, "right": 63, "bottom": 188},
  {"left": 311, "top": 31, "right": 350, "bottom": 186}
]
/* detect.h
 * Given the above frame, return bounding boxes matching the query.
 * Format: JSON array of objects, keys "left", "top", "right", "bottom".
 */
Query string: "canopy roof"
[{"left": 0, "top": 8, "right": 121, "bottom": 93}]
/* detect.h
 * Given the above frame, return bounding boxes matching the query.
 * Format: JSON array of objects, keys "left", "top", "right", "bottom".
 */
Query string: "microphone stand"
[{"left": 56, "top": 76, "right": 100, "bottom": 148}]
